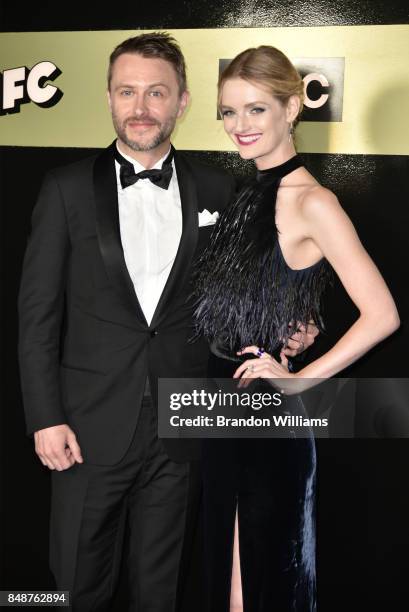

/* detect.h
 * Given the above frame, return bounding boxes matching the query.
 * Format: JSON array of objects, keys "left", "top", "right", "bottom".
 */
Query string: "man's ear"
[
  {"left": 177, "top": 90, "right": 190, "bottom": 118},
  {"left": 107, "top": 89, "right": 112, "bottom": 112}
]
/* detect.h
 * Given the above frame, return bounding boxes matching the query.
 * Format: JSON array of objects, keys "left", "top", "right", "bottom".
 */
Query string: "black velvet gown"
[{"left": 193, "top": 155, "right": 332, "bottom": 612}]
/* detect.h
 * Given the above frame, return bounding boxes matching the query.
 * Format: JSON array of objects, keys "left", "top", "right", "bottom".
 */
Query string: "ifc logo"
[{"left": 0, "top": 61, "right": 63, "bottom": 115}]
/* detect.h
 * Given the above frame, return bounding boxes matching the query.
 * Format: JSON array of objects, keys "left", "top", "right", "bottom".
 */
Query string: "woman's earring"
[{"left": 288, "top": 122, "right": 294, "bottom": 143}]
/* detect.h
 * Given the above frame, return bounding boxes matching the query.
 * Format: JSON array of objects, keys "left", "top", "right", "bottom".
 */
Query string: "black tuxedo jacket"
[{"left": 18, "top": 143, "right": 235, "bottom": 464}]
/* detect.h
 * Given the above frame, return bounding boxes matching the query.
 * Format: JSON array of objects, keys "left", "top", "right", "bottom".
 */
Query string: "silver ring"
[
  {"left": 247, "top": 364, "right": 255, "bottom": 372},
  {"left": 256, "top": 347, "right": 265, "bottom": 357},
  {"left": 299, "top": 341, "right": 305, "bottom": 352}
]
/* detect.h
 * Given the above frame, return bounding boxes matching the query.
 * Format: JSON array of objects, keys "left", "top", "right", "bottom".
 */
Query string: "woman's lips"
[{"left": 235, "top": 133, "right": 261, "bottom": 146}]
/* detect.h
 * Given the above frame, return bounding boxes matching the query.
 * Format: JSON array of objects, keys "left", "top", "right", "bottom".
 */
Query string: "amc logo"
[
  {"left": 0, "top": 61, "right": 63, "bottom": 115},
  {"left": 218, "top": 57, "right": 345, "bottom": 122}
]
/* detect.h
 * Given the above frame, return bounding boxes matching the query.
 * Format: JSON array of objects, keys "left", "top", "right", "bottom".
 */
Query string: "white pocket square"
[{"left": 198, "top": 209, "right": 220, "bottom": 227}]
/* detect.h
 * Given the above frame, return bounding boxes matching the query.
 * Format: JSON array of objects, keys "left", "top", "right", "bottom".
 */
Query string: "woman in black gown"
[{"left": 193, "top": 46, "right": 400, "bottom": 611}]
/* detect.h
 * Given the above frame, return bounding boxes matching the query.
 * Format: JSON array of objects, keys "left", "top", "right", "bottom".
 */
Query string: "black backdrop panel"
[
  {"left": 2, "top": 0, "right": 409, "bottom": 30},
  {"left": 2, "top": 147, "right": 408, "bottom": 610}
]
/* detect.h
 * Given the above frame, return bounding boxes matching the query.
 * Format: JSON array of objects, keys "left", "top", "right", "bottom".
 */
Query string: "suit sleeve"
[
  {"left": 227, "top": 173, "right": 237, "bottom": 205},
  {"left": 218, "top": 171, "right": 237, "bottom": 212},
  {"left": 18, "top": 171, "right": 70, "bottom": 436}
]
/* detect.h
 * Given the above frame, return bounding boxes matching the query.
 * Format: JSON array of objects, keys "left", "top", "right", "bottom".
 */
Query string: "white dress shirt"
[{"left": 115, "top": 144, "right": 182, "bottom": 325}]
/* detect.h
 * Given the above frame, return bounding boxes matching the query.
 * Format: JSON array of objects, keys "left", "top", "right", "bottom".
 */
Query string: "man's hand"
[
  {"left": 34, "top": 424, "right": 83, "bottom": 471},
  {"left": 282, "top": 320, "right": 319, "bottom": 358}
]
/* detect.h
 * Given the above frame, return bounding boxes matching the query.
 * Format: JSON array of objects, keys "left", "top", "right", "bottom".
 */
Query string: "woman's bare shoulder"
[{"left": 298, "top": 182, "right": 343, "bottom": 221}]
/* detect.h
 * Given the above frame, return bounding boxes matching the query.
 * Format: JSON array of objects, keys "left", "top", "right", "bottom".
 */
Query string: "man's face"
[{"left": 107, "top": 53, "right": 188, "bottom": 153}]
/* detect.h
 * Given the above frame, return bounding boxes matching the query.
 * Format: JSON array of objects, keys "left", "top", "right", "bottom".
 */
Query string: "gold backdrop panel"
[{"left": 0, "top": 25, "right": 408, "bottom": 154}]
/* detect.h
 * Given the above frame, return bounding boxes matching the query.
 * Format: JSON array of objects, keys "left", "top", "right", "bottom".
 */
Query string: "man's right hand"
[
  {"left": 34, "top": 424, "right": 83, "bottom": 471},
  {"left": 282, "top": 320, "right": 319, "bottom": 358}
]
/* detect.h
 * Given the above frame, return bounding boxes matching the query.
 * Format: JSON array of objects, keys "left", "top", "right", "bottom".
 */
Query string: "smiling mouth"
[
  {"left": 235, "top": 134, "right": 262, "bottom": 145},
  {"left": 126, "top": 119, "right": 158, "bottom": 129}
]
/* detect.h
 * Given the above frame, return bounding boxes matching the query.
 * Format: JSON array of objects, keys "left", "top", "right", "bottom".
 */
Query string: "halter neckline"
[{"left": 256, "top": 154, "right": 303, "bottom": 183}]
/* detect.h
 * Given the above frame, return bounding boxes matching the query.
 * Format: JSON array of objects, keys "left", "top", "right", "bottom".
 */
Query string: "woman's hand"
[
  {"left": 233, "top": 345, "right": 295, "bottom": 389},
  {"left": 233, "top": 346, "right": 318, "bottom": 394}
]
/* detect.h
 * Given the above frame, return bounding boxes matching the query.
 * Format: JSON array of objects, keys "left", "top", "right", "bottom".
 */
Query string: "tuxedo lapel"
[
  {"left": 150, "top": 152, "right": 199, "bottom": 329},
  {"left": 94, "top": 143, "right": 148, "bottom": 327}
]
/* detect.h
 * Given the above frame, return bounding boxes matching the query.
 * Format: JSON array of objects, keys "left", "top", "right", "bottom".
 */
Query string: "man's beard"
[{"left": 112, "top": 112, "right": 177, "bottom": 152}]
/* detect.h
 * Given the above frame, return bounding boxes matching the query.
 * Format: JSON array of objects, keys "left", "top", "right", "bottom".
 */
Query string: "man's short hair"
[{"left": 108, "top": 32, "right": 187, "bottom": 94}]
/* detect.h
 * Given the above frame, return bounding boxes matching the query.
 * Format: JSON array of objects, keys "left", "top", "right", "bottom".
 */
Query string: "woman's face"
[{"left": 220, "top": 78, "right": 294, "bottom": 168}]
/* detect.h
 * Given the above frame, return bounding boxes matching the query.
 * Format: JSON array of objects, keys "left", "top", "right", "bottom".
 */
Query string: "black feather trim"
[{"left": 192, "top": 175, "right": 333, "bottom": 356}]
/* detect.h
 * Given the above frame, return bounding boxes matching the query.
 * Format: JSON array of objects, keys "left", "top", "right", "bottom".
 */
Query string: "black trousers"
[{"left": 49, "top": 398, "right": 199, "bottom": 612}]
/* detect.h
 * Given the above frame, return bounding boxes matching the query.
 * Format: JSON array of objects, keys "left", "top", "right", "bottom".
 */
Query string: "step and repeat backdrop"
[
  {"left": 1, "top": 2, "right": 408, "bottom": 610},
  {"left": 1, "top": 25, "right": 408, "bottom": 154}
]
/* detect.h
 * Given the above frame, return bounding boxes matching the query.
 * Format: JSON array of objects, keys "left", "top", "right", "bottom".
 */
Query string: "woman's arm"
[
  {"left": 296, "top": 187, "right": 399, "bottom": 378},
  {"left": 234, "top": 187, "right": 400, "bottom": 382}
]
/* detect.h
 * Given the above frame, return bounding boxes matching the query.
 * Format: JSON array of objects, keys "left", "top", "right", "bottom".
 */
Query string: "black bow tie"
[{"left": 113, "top": 144, "right": 174, "bottom": 190}]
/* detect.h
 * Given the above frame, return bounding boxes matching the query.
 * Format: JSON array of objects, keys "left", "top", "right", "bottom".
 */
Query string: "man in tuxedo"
[{"left": 18, "top": 32, "right": 316, "bottom": 611}]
